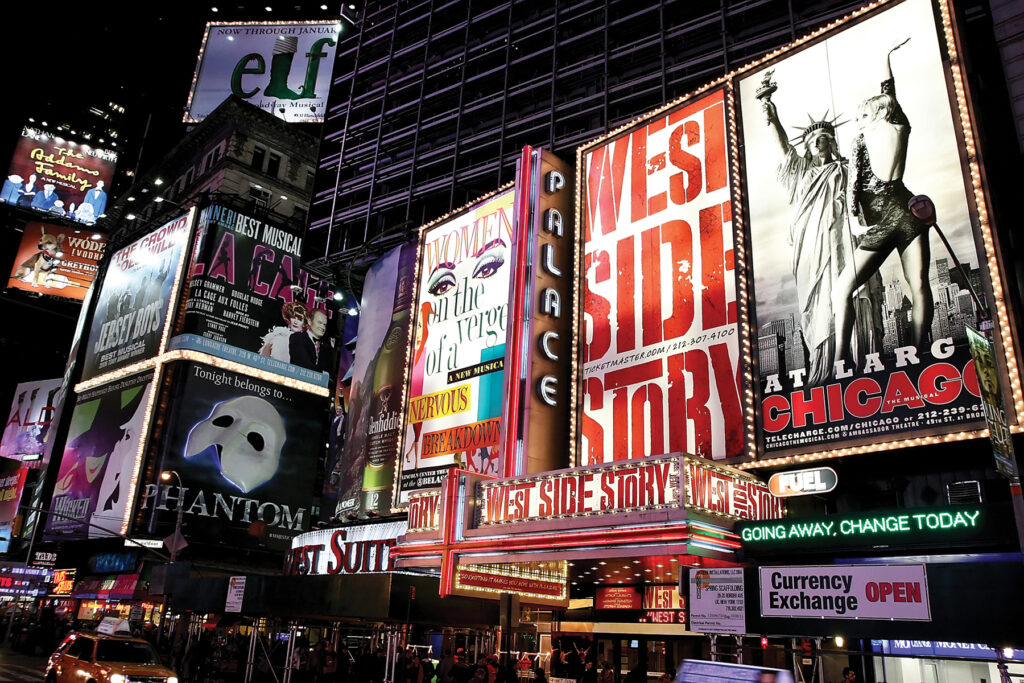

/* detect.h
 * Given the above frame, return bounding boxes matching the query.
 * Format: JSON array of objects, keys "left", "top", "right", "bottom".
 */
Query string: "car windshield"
[{"left": 95, "top": 640, "right": 160, "bottom": 664}]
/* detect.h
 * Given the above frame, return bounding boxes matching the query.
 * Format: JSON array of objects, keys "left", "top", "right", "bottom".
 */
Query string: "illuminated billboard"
[
  {"left": 737, "top": 0, "right": 1020, "bottom": 462},
  {"left": 579, "top": 88, "right": 743, "bottom": 463},
  {"left": 7, "top": 223, "right": 106, "bottom": 301},
  {"left": 333, "top": 243, "right": 417, "bottom": 518},
  {"left": 0, "top": 378, "right": 61, "bottom": 462},
  {"left": 185, "top": 21, "right": 343, "bottom": 123},
  {"left": 44, "top": 372, "right": 155, "bottom": 541},
  {"left": 0, "top": 457, "right": 28, "bottom": 553},
  {"left": 2, "top": 126, "right": 116, "bottom": 224},
  {"left": 174, "top": 204, "right": 339, "bottom": 387},
  {"left": 134, "top": 362, "right": 324, "bottom": 550},
  {"left": 80, "top": 213, "right": 192, "bottom": 382},
  {"left": 397, "top": 189, "right": 516, "bottom": 504}
]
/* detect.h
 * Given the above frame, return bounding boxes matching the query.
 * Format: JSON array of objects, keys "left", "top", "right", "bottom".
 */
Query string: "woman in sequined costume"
[{"left": 833, "top": 37, "right": 933, "bottom": 362}]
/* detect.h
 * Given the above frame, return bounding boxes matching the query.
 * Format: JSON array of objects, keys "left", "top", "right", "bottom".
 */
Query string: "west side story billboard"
[
  {"left": 398, "top": 189, "right": 516, "bottom": 503},
  {"left": 184, "top": 21, "right": 343, "bottom": 123},
  {"left": 174, "top": 204, "right": 338, "bottom": 387},
  {"left": 580, "top": 88, "right": 743, "bottom": 463},
  {"left": 738, "top": 0, "right": 1015, "bottom": 458},
  {"left": 80, "top": 213, "right": 192, "bottom": 381}
]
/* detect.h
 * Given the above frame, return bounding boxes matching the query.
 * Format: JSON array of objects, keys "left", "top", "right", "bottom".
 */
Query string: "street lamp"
[{"left": 160, "top": 470, "right": 186, "bottom": 562}]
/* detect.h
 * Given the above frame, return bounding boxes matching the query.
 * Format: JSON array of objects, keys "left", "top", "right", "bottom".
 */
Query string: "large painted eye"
[
  {"left": 472, "top": 253, "right": 504, "bottom": 279},
  {"left": 428, "top": 270, "right": 457, "bottom": 296}
]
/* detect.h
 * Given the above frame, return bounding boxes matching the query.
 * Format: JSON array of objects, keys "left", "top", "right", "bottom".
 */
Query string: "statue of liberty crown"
[{"left": 789, "top": 111, "right": 846, "bottom": 144}]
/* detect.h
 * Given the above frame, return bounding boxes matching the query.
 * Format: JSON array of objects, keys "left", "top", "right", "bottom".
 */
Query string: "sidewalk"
[{"left": 0, "top": 646, "right": 48, "bottom": 682}]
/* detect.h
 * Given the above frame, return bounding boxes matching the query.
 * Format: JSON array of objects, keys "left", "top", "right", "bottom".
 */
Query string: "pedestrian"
[
  {"left": 842, "top": 667, "right": 857, "bottom": 683},
  {"left": 598, "top": 661, "right": 614, "bottom": 683},
  {"left": 437, "top": 649, "right": 455, "bottom": 683},
  {"left": 580, "top": 660, "right": 598, "bottom": 683}
]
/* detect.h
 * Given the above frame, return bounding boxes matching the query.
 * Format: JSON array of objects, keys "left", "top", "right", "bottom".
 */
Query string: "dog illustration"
[{"left": 14, "top": 227, "right": 65, "bottom": 286}]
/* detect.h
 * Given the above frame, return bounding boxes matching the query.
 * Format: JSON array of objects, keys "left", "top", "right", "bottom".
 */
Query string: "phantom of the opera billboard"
[
  {"left": 134, "top": 362, "right": 324, "bottom": 550},
  {"left": 737, "top": 0, "right": 1019, "bottom": 459},
  {"left": 44, "top": 372, "right": 155, "bottom": 541},
  {"left": 172, "top": 204, "right": 339, "bottom": 387},
  {"left": 7, "top": 223, "right": 106, "bottom": 300},
  {"left": 0, "top": 378, "right": 61, "bottom": 463},
  {"left": 579, "top": 88, "right": 743, "bottom": 463},
  {"left": 1, "top": 126, "right": 116, "bottom": 224},
  {"left": 333, "top": 243, "right": 417, "bottom": 518},
  {"left": 397, "top": 190, "right": 515, "bottom": 503},
  {"left": 80, "top": 213, "right": 192, "bottom": 382},
  {"left": 184, "top": 21, "right": 343, "bottom": 123}
]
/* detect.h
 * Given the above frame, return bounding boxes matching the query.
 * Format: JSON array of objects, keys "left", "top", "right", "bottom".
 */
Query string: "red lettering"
[
  {"left": 661, "top": 220, "right": 695, "bottom": 341},
  {"left": 616, "top": 235, "right": 635, "bottom": 354},
  {"left": 881, "top": 371, "right": 925, "bottom": 412},
  {"left": 919, "top": 362, "right": 961, "bottom": 405},
  {"left": 585, "top": 138, "right": 629, "bottom": 240},
  {"left": 584, "top": 251, "right": 612, "bottom": 362},
  {"left": 762, "top": 394, "right": 790, "bottom": 432},
  {"left": 844, "top": 378, "right": 882, "bottom": 419}
]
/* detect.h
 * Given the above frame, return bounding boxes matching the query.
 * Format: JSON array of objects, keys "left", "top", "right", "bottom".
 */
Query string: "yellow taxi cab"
[{"left": 45, "top": 631, "right": 179, "bottom": 683}]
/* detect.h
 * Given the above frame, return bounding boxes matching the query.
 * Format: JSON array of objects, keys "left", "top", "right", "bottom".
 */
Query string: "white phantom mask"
[{"left": 185, "top": 396, "right": 286, "bottom": 493}]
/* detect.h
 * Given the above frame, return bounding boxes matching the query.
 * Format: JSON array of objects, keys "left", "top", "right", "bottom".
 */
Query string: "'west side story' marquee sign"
[{"left": 476, "top": 454, "right": 782, "bottom": 527}]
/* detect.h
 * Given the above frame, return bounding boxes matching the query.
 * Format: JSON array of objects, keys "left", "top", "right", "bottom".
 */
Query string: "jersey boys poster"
[
  {"left": 738, "top": 0, "right": 1001, "bottom": 456},
  {"left": 334, "top": 243, "right": 416, "bottom": 518},
  {"left": 398, "top": 190, "right": 516, "bottom": 503},
  {"left": 7, "top": 223, "right": 106, "bottom": 300},
  {"left": 44, "top": 372, "right": 155, "bottom": 540},
  {"left": 581, "top": 89, "right": 742, "bottom": 463},
  {"left": 135, "top": 362, "right": 324, "bottom": 550},
  {"left": 81, "top": 213, "right": 192, "bottom": 381},
  {"left": 176, "top": 204, "right": 337, "bottom": 386}
]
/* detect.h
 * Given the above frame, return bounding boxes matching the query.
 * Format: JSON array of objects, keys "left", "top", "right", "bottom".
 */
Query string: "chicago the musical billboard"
[{"left": 737, "top": 0, "right": 1016, "bottom": 459}]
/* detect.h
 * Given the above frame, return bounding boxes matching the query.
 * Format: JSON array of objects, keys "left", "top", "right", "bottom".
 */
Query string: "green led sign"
[{"left": 735, "top": 505, "right": 1008, "bottom": 555}]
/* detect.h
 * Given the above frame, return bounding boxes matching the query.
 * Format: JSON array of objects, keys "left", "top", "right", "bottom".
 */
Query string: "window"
[
  {"left": 267, "top": 151, "right": 282, "bottom": 178},
  {"left": 96, "top": 641, "right": 160, "bottom": 664},
  {"left": 184, "top": 168, "right": 195, "bottom": 188},
  {"left": 252, "top": 145, "right": 266, "bottom": 170},
  {"left": 250, "top": 185, "right": 271, "bottom": 209},
  {"left": 306, "top": 168, "right": 316, "bottom": 189},
  {"left": 293, "top": 205, "right": 308, "bottom": 224},
  {"left": 66, "top": 637, "right": 95, "bottom": 661}
]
